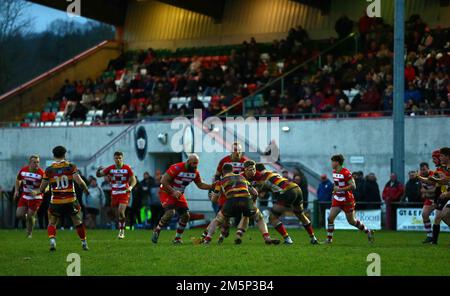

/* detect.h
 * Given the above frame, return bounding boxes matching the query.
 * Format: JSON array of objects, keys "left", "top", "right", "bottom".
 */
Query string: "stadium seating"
[{"left": 21, "top": 22, "right": 449, "bottom": 125}]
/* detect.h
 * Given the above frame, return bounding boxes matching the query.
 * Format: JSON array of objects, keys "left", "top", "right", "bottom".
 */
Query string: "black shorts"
[
  {"left": 222, "top": 198, "right": 256, "bottom": 218},
  {"left": 86, "top": 207, "right": 100, "bottom": 216},
  {"left": 48, "top": 200, "right": 81, "bottom": 217},
  {"left": 274, "top": 186, "right": 303, "bottom": 209},
  {"left": 434, "top": 197, "right": 448, "bottom": 211}
]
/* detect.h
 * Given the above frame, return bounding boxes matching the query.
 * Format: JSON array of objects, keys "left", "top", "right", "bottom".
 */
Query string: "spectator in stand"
[
  {"left": 82, "top": 177, "right": 105, "bottom": 229},
  {"left": 188, "top": 95, "right": 205, "bottom": 113},
  {"left": 358, "top": 10, "right": 375, "bottom": 50},
  {"left": 382, "top": 85, "right": 394, "bottom": 111},
  {"left": 80, "top": 88, "right": 95, "bottom": 110},
  {"left": 405, "top": 62, "right": 416, "bottom": 83},
  {"left": 382, "top": 173, "right": 405, "bottom": 230},
  {"left": 363, "top": 173, "right": 381, "bottom": 209},
  {"left": 335, "top": 14, "right": 354, "bottom": 40},
  {"left": 403, "top": 170, "right": 422, "bottom": 207},
  {"left": 405, "top": 81, "right": 422, "bottom": 105}
]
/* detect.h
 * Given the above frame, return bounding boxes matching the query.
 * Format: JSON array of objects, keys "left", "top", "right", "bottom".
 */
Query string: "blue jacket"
[{"left": 317, "top": 179, "right": 333, "bottom": 202}]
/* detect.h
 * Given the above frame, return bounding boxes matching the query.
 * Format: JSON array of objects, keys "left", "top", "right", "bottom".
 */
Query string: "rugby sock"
[
  {"left": 303, "top": 223, "right": 315, "bottom": 238},
  {"left": 48, "top": 224, "right": 56, "bottom": 238},
  {"left": 220, "top": 225, "right": 229, "bottom": 237},
  {"left": 236, "top": 228, "right": 246, "bottom": 238},
  {"left": 355, "top": 220, "right": 369, "bottom": 234},
  {"left": 118, "top": 218, "right": 125, "bottom": 230},
  {"left": 432, "top": 224, "right": 440, "bottom": 244},
  {"left": 175, "top": 221, "right": 187, "bottom": 239},
  {"left": 262, "top": 232, "right": 271, "bottom": 241},
  {"left": 424, "top": 220, "right": 432, "bottom": 237},
  {"left": 76, "top": 224, "right": 86, "bottom": 240},
  {"left": 327, "top": 223, "right": 334, "bottom": 241},
  {"left": 154, "top": 222, "right": 163, "bottom": 234},
  {"left": 275, "top": 222, "right": 289, "bottom": 238}
]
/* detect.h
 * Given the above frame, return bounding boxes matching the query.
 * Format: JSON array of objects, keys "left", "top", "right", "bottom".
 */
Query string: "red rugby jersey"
[
  {"left": 332, "top": 167, "right": 354, "bottom": 201},
  {"left": 103, "top": 164, "right": 134, "bottom": 197},
  {"left": 17, "top": 166, "right": 45, "bottom": 200},
  {"left": 216, "top": 155, "right": 249, "bottom": 176},
  {"left": 160, "top": 162, "right": 201, "bottom": 194}
]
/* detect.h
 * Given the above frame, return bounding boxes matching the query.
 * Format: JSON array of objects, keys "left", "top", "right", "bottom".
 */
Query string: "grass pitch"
[{"left": 0, "top": 228, "right": 449, "bottom": 276}]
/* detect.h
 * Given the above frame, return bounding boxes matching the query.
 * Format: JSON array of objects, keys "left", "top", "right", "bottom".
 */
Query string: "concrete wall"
[{"left": 1, "top": 116, "right": 448, "bottom": 211}]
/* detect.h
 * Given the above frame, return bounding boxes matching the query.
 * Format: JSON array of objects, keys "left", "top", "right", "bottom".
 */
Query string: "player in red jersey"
[
  {"left": 418, "top": 152, "right": 440, "bottom": 243},
  {"left": 14, "top": 155, "right": 46, "bottom": 238},
  {"left": 152, "top": 154, "right": 213, "bottom": 244},
  {"left": 96, "top": 151, "right": 137, "bottom": 239},
  {"left": 326, "top": 154, "right": 374, "bottom": 244},
  {"left": 31, "top": 146, "right": 90, "bottom": 251},
  {"left": 202, "top": 142, "right": 250, "bottom": 243}
]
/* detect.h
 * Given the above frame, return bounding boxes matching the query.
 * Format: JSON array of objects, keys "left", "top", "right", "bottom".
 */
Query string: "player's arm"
[
  {"left": 96, "top": 166, "right": 106, "bottom": 177},
  {"left": 127, "top": 175, "right": 137, "bottom": 193},
  {"left": 73, "top": 173, "right": 90, "bottom": 195},
  {"left": 195, "top": 177, "right": 213, "bottom": 190},
  {"left": 14, "top": 178, "right": 21, "bottom": 201},
  {"left": 418, "top": 175, "right": 434, "bottom": 184},
  {"left": 420, "top": 184, "right": 436, "bottom": 194},
  {"left": 429, "top": 174, "right": 450, "bottom": 185},
  {"left": 336, "top": 177, "right": 356, "bottom": 192},
  {"left": 31, "top": 179, "right": 49, "bottom": 196},
  {"left": 161, "top": 173, "right": 182, "bottom": 198}
]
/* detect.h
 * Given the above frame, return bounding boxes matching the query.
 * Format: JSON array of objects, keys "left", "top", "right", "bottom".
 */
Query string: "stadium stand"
[{"left": 21, "top": 15, "right": 450, "bottom": 126}]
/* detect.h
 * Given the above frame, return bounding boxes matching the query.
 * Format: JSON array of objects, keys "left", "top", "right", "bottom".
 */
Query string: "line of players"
[{"left": 20, "top": 144, "right": 450, "bottom": 250}]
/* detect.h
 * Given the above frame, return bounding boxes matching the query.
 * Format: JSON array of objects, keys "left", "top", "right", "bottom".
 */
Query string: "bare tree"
[
  {"left": 0, "top": 0, "right": 33, "bottom": 42},
  {"left": 0, "top": 0, "right": 33, "bottom": 93}
]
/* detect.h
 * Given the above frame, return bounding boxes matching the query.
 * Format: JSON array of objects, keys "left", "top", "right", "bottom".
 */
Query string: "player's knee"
[
  {"left": 180, "top": 211, "right": 190, "bottom": 223},
  {"left": 254, "top": 210, "right": 263, "bottom": 222},
  {"left": 163, "top": 209, "right": 176, "bottom": 220},
  {"left": 215, "top": 214, "right": 225, "bottom": 225},
  {"left": 269, "top": 212, "right": 279, "bottom": 225},
  {"left": 422, "top": 212, "right": 428, "bottom": 220}
]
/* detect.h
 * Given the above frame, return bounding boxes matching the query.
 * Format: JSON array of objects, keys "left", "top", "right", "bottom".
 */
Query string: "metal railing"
[{"left": 1, "top": 108, "right": 449, "bottom": 128}]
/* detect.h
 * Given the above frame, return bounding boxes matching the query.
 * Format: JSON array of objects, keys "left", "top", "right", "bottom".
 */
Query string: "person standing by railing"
[
  {"left": 317, "top": 174, "right": 333, "bottom": 227},
  {"left": 363, "top": 173, "right": 382, "bottom": 210},
  {"left": 382, "top": 173, "right": 405, "bottom": 230},
  {"left": 403, "top": 170, "right": 422, "bottom": 207}
]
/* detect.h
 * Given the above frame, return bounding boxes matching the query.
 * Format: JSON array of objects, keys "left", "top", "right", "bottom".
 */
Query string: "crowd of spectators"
[{"left": 31, "top": 13, "right": 449, "bottom": 125}]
